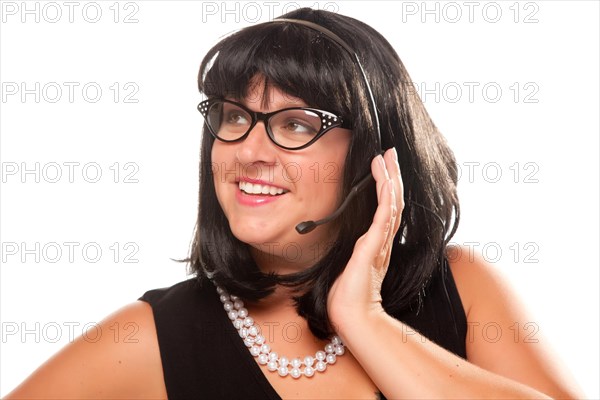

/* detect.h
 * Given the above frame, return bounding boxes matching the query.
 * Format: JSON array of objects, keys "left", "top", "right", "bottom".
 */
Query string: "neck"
[{"left": 249, "top": 245, "right": 315, "bottom": 276}]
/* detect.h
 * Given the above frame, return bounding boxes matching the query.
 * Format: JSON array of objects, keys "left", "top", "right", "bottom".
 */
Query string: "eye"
[
  {"left": 272, "top": 109, "right": 321, "bottom": 137},
  {"left": 281, "top": 118, "right": 318, "bottom": 135},
  {"left": 224, "top": 110, "right": 250, "bottom": 125}
]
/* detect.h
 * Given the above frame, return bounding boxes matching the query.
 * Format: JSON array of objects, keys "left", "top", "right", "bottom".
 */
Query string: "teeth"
[{"left": 239, "top": 181, "right": 286, "bottom": 195}]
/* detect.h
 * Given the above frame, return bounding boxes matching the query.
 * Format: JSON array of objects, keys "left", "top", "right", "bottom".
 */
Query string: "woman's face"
[{"left": 211, "top": 78, "right": 352, "bottom": 273}]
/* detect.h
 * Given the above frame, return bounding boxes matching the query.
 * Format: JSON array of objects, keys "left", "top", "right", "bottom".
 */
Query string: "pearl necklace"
[{"left": 215, "top": 283, "right": 345, "bottom": 378}]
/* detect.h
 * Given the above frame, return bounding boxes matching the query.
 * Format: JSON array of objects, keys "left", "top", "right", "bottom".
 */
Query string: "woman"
[{"left": 4, "top": 8, "right": 582, "bottom": 400}]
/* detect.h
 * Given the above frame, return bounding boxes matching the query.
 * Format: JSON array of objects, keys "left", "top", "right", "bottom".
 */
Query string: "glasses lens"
[
  {"left": 269, "top": 109, "right": 322, "bottom": 148},
  {"left": 207, "top": 101, "right": 252, "bottom": 141}
]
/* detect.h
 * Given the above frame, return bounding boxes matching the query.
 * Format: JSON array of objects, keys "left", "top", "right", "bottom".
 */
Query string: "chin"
[{"left": 229, "top": 220, "right": 292, "bottom": 245}]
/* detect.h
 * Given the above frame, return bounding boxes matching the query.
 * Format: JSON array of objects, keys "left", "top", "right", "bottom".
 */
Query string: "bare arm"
[
  {"left": 337, "top": 246, "right": 583, "bottom": 399},
  {"left": 3, "top": 301, "right": 167, "bottom": 400},
  {"left": 327, "top": 149, "right": 584, "bottom": 399}
]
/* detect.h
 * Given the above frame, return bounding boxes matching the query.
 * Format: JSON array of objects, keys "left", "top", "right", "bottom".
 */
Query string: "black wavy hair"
[{"left": 183, "top": 8, "right": 460, "bottom": 340}]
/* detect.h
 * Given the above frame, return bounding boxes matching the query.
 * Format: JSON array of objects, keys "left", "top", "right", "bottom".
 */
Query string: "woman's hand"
[{"left": 327, "top": 147, "right": 404, "bottom": 335}]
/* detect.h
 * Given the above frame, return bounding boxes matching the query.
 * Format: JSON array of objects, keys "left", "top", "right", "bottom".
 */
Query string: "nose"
[{"left": 235, "top": 121, "right": 278, "bottom": 165}]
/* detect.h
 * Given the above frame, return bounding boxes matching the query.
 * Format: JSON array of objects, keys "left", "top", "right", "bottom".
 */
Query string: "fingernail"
[
  {"left": 378, "top": 154, "right": 386, "bottom": 168},
  {"left": 392, "top": 147, "right": 398, "bottom": 161}
]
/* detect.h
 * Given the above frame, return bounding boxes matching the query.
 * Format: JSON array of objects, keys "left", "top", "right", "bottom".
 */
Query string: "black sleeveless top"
[{"left": 139, "top": 258, "right": 467, "bottom": 399}]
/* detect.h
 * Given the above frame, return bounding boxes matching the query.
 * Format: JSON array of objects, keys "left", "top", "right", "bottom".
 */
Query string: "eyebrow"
[{"left": 225, "top": 96, "right": 309, "bottom": 113}]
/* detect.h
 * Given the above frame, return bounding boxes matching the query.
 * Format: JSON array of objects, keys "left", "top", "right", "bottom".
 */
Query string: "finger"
[
  {"left": 379, "top": 149, "right": 399, "bottom": 243},
  {"left": 352, "top": 177, "right": 395, "bottom": 268},
  {"left": 382, "top": 178, "right": 397, "bottom": 268},
  {"left": 371, "top": 154, "right": 390, "bottom": 205},
  {"left": 380, "top": 148, "right": 403, "bottom": 268},
  {"left": 376, "top": 178, "right": 395, "bottom": 268},
  {"left": 383, "top": 148, "right": 404, "bottom": 235}
]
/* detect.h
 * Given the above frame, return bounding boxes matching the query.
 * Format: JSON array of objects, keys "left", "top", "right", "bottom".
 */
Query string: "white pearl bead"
[
  {"left": 213, "top": 282, "right": 346, "bottom": 380},
  {"left": 316, "top": 361, "right": 327, "bottom": 372},
  {"left": 303, "top": 356, "right": 314, "bottom": 367},
  {"left": 304, "top": 366, "right": 315, "bottom": 377},
  {"left": 290, "top": 368, "right": 301, "bottom": 379},
  {"left": 258, "top": 354, "right": 269, "bottom": 364},
  {"left": 291, "top": 358, "right": 302, "bottom": 368},
  {"left": 267, "top": 361, "right": 278, "bottom": 371},
  {"left": 250, "top": 345, "right": 261, "bottom": 356},
  {"left": 260, "top": 344, "right": 270, "bottom": 354}
]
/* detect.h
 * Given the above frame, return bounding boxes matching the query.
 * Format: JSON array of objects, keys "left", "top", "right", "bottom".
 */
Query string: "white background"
[{"left": 1, "top": 0, "right": 598, "bottom": 397}]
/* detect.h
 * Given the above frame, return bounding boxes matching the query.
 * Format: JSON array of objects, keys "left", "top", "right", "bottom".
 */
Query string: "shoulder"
[
  {"left": 444, "top": 243, "right": 513, "bottom": 320},
  {"left": 139, "top": 277, "right": 218, "bottom": 328},
  {"left": 139, "top": 277, "right": 203, "bottom": 306},
  {"left": 5, "top": 297, "right": 167, "bottom": 399},
  {"left": 444, "top": 244, "right": 584, "bottom": 398},
  {"left": 445, "top": 243, "right": 537, "bottom": 336}
]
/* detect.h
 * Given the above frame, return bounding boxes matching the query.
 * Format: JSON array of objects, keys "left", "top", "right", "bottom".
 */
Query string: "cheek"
[
  {"left": 329, "top": 144, "right": 351, "bottom": 204},
  {"left": 210, "top": 144, "right": 228, "bottom": 206},
  {"left": 309, "top": 153, "right": 348, "bottom": 205}
]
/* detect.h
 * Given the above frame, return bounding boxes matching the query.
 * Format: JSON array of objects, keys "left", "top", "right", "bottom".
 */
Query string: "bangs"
[{"left": 198, "top": 22, "right": 358, "bottom": 119}]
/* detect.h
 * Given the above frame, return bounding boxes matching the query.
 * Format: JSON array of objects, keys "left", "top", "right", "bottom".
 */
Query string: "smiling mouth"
[{"left": 238, "top": 181, "right": 289, "bottom": 196}]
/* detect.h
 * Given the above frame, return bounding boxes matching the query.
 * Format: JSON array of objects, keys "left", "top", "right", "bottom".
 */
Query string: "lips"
[{"left": 235, "top": 179, "right": 290, "bottom": 206}]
